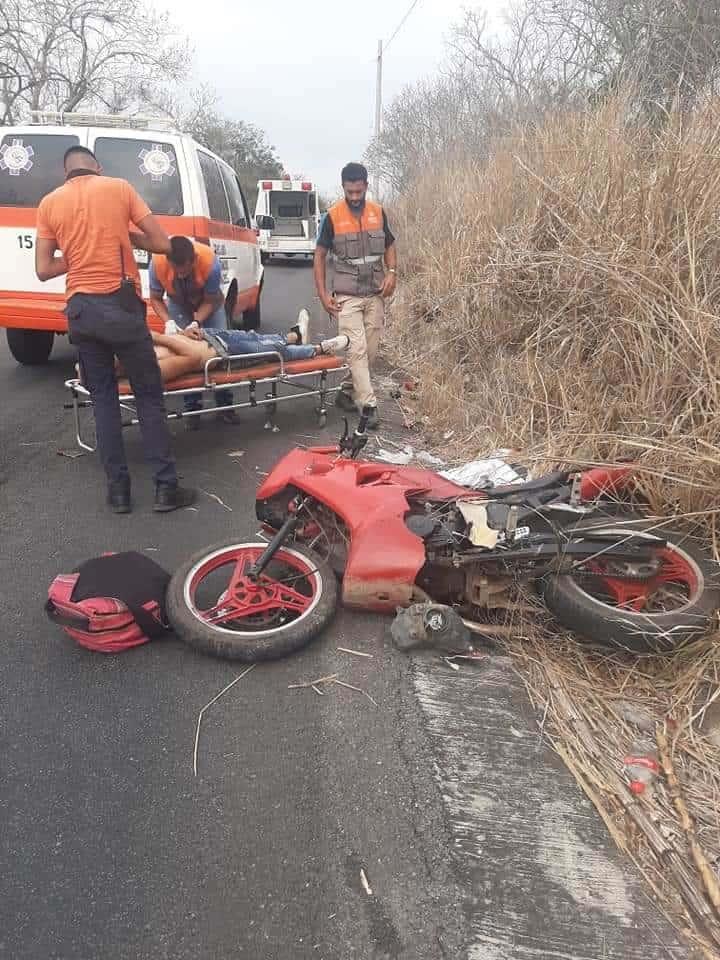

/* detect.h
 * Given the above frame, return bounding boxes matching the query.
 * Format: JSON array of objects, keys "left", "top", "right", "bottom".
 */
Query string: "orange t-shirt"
[{"left": 36, "top": 174, "right": 151, "bottom": 300}]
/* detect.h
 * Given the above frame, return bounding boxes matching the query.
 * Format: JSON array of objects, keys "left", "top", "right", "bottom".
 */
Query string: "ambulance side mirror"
[{"left": 256, "top": 215, "right": 275, "bottom": 231}]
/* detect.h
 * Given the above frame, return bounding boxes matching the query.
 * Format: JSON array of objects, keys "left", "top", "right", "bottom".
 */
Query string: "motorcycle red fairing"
[{"left": 255, "top": 447, "right": 633, "bottom": 613}]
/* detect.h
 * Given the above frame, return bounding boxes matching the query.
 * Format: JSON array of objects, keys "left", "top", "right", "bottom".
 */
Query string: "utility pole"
[{"left": 373, "top": 39, "right": 382, "bottom": 198}]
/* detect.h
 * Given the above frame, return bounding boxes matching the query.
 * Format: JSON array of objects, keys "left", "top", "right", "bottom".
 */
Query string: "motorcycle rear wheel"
[
  {"left": 541, "top": 515, "right": 719, "bottom": 653},
  {"left": 167, "top": 540, "right": 338, "bottom": 661}
]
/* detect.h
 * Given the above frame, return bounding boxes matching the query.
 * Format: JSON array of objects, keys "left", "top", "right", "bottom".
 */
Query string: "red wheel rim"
[
  {"left": 183, "top": 543, "right": 321, "bottom": 636},
  {"left": 578, "top": 545, "right": 701, "bottom": 613}
]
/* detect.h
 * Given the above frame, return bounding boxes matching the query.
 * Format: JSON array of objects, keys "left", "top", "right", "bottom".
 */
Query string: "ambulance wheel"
[
  {"left": 261, "top": 252, "right": 270, "bottom": 265},
  {"left": 7, "top": 329, "right": 54, "bottom": 365}
]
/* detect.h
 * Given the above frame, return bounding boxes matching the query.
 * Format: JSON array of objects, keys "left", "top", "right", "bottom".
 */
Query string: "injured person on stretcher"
[{"left": 146, "top": 316, "right": 350, "bottom": 384}]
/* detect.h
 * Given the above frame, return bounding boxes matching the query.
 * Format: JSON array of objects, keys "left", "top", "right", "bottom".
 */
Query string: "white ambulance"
[
  {"left": 0, "top": 112, "right": 264, "bottom": 365},
  {"left": 254, "top": 176, "right": 320, "bottom": 264}
]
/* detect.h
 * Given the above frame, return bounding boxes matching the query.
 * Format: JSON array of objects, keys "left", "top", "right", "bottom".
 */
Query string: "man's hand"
[
  {"left": 182, "top": 323, "right": 204, "bottom": 341},
  {"left": 381, "top": 271, "right": 397, "bottom": 299},
  {"left": 320, "top": 293, "right": 340, "bottom": 317}
]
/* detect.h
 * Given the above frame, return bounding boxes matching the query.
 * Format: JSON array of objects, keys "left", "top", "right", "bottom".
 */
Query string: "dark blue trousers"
[{"left": 67, "top": 291, "right": 177, "bottom": 488}]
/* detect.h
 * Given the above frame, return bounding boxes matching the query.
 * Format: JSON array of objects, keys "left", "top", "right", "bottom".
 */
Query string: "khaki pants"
[{"left": 336, "top": 294, "right": 384, "bottom": 408}]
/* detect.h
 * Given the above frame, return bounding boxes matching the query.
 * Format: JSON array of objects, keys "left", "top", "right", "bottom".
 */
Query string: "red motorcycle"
[{"left": 167, "top": 410, "right": 720, "bottom": 661}]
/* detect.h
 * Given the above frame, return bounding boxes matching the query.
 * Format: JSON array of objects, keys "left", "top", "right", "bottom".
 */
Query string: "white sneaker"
[
  {"left": 296, "top": 308, "right": 310, "bottom": 344},
  {"left": 320, "top": 334, "right": 350, "bottom": 355}
]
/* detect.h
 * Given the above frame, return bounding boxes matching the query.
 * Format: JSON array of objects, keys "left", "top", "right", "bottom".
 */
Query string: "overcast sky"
[{"left": 170, "top": 0, "right": 498, "bottom": 195}]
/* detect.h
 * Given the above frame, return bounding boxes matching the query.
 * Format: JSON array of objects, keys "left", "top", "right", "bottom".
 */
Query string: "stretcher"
[{"left": 64, "top": 350, "right": 349, "bottom": 453}]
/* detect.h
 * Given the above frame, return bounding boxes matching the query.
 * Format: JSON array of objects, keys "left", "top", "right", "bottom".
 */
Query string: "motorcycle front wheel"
[
  {"left": 540, "top": 515, "right": 720, "bottom": 653},
  {"left": 167, "top": 541, "right": 338, "bottom": 661}
]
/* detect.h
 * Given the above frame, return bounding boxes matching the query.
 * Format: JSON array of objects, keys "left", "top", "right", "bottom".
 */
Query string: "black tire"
[
  {"left": 540, "top": 514, "right": 720, "bottom": 652},
  {"left": 261, "top": 252, "right": 269, "bottom": 266},
  {"left": 7, "top": 328, "right": 54, "bottom": 365},
  {"left": 167, "top": 540, "right": 338, "bottom": 661}
]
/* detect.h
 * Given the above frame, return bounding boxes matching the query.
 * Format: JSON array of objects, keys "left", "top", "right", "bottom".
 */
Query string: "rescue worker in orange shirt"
[
  {"left": 35, "top": 145, "right": 196, "bottom": 514},
  {"left": 149, "top": 237, "right": 236, "bottom": 427},
  {"left": 314, "top": 162, "right": 397, "bottom": 431}
]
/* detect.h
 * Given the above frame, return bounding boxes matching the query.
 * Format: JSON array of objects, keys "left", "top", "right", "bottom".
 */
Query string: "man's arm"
[
  {"left": 125, "top": 183, "right": 171, "bottom": 255},
  {"left": 193, "top": 257, "right": 224, "bottom": 325},
  {"left": 380, "top": 209, "right": 397, "bottom": 298},
  {"left": 381, "top": 242, "right": 397, "bottom": 298},
  {"left": 131, "top": 214, "right": 171, "bottom": 255},
  {"left": 35, "top": 237, "right": 68, "bottom": 282},
  {"left": 149, "top": 291, "right": 171, "bottom": 328},
  {"left": 194, "top": 293, "right": 225, "bottom": 326},
  {"left": 313, "top": 246, "right": 339, "bottom": 316},
  {"left": 147, "top": 261, "right": 171, "bottom": 327},
  {"left": 35, "top": 200, "right": 68, "bottom": 282}
]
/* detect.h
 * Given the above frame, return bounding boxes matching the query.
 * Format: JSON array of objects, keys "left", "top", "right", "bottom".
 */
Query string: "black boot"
[
  {"left": 366, "top": 406, "right": 381, "bottom": 431},
  {"left": 153, "top": 482, "right": 198, "bottom": 513},
  {"left": 107, "top": 479, "right": 131, "bottom": 514}
]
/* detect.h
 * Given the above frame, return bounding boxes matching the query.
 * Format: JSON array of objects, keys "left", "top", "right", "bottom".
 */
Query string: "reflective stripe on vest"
[
  {"left": 328, "top": 199, "right": 386, "bottom": 297},
  {"left": 152, "top": 241, "right": 217, "bottom": 306}
]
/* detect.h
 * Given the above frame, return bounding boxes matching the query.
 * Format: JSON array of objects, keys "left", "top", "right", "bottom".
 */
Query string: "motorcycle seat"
[{"left": 485, "top": 471, "right": 569, "bottom": 497}]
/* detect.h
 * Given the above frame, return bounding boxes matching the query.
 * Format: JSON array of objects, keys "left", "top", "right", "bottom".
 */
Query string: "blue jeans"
[
  {"left": 213, "top": 330, "right": 316, "bottom": 362},
  {"left": 166, "top": 300, "right": 232, "bottom": 411}
]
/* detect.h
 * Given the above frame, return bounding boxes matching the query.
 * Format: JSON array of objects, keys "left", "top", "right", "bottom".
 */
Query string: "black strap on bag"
[
  {"left": 70, "top": 552, "right": 171, "bottom": 637},
  {"left": 117, "top": 244, "right": 146, "bottom": 314}
]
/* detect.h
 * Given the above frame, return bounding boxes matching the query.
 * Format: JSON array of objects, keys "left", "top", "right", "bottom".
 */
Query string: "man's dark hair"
[
  {"left": 168, "top": 235, "right": 195, "bottom": 266},
  {"left": 63, "top": 145, "right": 98, "bottom": 167},
  {"left": 341, "top": 162, "right": 368, "bottom": 184}
]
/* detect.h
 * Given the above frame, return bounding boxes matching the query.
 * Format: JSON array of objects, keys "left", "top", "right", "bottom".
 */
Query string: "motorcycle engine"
[{"left": 405, "top": 512, "right": 458, "bottom": 549}]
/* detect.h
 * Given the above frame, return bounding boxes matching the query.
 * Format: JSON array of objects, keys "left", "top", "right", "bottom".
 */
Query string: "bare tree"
[
  {"left": 367, "top": 0, "right": 720, "bottom": 189},
  {"left": 156, "top": 84, "right": 283, "bottom": 205},
  {"left": 0, "top": 0, "right": 190, "bottom": 124}
]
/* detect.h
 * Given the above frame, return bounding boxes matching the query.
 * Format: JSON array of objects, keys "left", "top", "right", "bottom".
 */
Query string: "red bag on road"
[{"left": 46, "top": 552, "right": 170, "bottom": 653}]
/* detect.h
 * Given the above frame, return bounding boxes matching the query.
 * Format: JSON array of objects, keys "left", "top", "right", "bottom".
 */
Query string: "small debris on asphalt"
[
  {"left": 57, "top": 449, "right": 85, "bottom": 459},
  {"left": 288, "top": 673, "right": 377, "bottom": 707},
  {"left": 227, "top": 449, "right": 245, "bottom": 458},
  {"left": 337, "top": 646, "right": 374, "bottom": 659},
  {"left": 193, "top": 665, "right": 256, "bottom": 777},
  {"left": 360, "top": 868, "right": 373, "bottom": 896},
  {"left": 334, "top": 678, "right": 378, "bottom": 707},
  {"left": 199, "top": 488, "right": 233, "bottom": 512}
]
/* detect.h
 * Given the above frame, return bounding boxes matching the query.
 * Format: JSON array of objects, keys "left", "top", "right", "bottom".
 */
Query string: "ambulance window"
[
  {"left": 270, "top": 191, "right": 306, "bottom": 218},
  {"left": 94, "top": 138, "right": 183, "bottom": 215},
  {"left": 309, "top": 192, "right": 317, "bottom": 216},
  {"left": 219, "top": 163, "right": 247, "bottom": 227},
  {"left": 0, "top": 134, "right": 78, "bottom": 207},
  {"left": 237, "top": 179, "right": 251, "bottom": 227},
  {"left": 198, "top": 151, "right": 230, "bottom": 223}
]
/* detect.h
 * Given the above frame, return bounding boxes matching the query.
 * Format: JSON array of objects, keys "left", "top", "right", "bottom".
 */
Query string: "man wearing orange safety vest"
[
  {"left": 314, "top": 162, "right": 397, "bottom": 430},
  {"left": 150, "top": 236, "right": 236, "bottom": 426}
]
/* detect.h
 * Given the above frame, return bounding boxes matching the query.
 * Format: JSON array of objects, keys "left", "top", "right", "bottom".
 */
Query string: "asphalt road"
[{"left": 0, "top": 262, "right": 466, "bottom": 960}]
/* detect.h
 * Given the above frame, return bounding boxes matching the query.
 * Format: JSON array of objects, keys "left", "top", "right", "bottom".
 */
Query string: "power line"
[{"left": 384, "top": 0, "right": 422, "bottom": 52}]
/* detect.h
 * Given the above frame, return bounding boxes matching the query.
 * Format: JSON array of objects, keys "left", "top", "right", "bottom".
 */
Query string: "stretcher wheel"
[{"left": 167, "top": 541, "right": 338, "bottom": 661}]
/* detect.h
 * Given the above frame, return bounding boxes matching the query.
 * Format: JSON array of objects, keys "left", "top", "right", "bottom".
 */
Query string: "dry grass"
[{"left": 386, "top": 88, "right": 720, "bottom": 953}]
